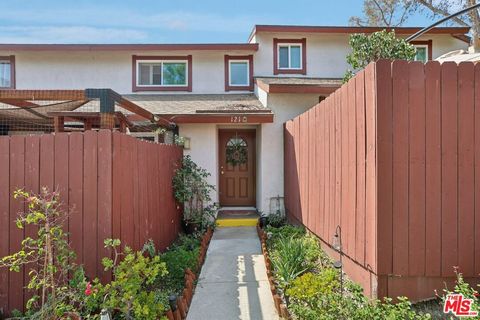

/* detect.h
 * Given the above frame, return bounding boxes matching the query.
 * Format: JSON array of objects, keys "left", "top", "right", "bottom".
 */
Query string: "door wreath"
[{"left": 226, "top": 136, "right": 248, "bottom": 166}]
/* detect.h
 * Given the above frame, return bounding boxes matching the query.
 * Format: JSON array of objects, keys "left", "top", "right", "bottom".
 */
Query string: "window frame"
[
  {"left": 224, "top": 55, "right": 254, "bottom": 91},
  {"left": 0, "top": 55, "right": 15, "bottom": 89},
  {"left": 273, "top": 38, "right": 306, "bottom": 75},
  {"left": 277, "top": 43, "right": 302, "bottom": 70},
  {"left": 132, "top": 55, "right": 192, "bottom": 92},
  {"left": 410, "top": 40, "right": 433, "bottom": 62}
]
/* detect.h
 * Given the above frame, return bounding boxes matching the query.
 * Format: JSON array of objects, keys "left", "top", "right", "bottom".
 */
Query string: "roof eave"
[
  {"left": 256, "top": 79, "right": 341, "bottom": 94},
  {"left": 249, "top": 24, "right": 470, "bottom": 41},
  {"left": 0, "top": 43, "right": 260, "bottom": 52}
]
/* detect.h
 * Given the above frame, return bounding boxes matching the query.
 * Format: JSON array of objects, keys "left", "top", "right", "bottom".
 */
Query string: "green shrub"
[
  {"left": 266, "top": 212, "right": 286, "bottom": 228},
  {"left": 95, "top": 239, "right": 169, "bottom": 320},
  {"left": 265, "top": 225, "right": 305, "bottom": 249},
  {"left": 172, "top": 155, "right": 217, "bottom": 232},
  {"left": 160, "top": 240, "right": 200, "bottom": 294},
  {"left": 270, "top": 236, "right": 318, "bottom": 290},
  {"left": 266, "top": 224, "right": 430, "bottom": 320}
]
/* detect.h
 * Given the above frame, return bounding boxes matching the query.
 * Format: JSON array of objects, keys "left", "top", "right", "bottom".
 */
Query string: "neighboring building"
[{"left": 0, "top": 25, "right": 470, "bottom": 214}]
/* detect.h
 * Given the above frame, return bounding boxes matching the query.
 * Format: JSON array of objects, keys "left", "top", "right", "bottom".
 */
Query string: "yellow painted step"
[{"left": 217, "top": 218, "right": 258, "bottom": 227}]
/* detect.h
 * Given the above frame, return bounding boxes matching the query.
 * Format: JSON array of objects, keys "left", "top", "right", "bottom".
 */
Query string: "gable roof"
[{"left": 248, "top": 25, "right": 471, "bottom": 42}]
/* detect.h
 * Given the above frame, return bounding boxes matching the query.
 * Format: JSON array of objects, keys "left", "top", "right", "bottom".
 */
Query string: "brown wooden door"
[{"left": 218, "top": 129, "right": 256, "bottom": 206}]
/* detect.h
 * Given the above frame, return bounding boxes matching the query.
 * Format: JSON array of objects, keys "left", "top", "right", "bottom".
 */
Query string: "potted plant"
[{"left": 173, "top": 156, "right": 217, "bottom": 234}]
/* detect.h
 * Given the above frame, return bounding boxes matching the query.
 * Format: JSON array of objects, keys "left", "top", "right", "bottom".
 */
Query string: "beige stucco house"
[{"left": 0, "top": 25, "right": 470, "bottom": 214}]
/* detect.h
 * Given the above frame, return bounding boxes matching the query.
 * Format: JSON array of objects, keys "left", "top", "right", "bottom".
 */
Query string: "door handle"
[{"left": 221, "top": 171, "right": 225, "bottom": 175}]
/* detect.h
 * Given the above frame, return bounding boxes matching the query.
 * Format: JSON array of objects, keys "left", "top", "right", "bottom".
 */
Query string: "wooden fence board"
[
  {"left": 0, "top": 137, "right": 10, "bottom": 310},
  {"left": 97, "top": 130, "right": 112, "bottom": 283},
  {"left": 457, "top": 62, "right": 475, "bottom": 276},
  {"left": 364, "top": 63, "right": 377, "bottom": 272},
  {"left": 425, "top": 62, "right": 442, "bottom": 277},
  {"left": 355, "top": 71, "right": 366, "bottom": 265},
  {"left": 475, "top": 63, "right": 480, "bottom": 275},
  {"left": 392, "top": 60, "right": 410, "bottom": 276},
  {"left": 9, "top": 135, "right": 25, "bottom": 312},
  {"left": 441, "top": 62, "right": 458, "bottom": 277},
  {"left": 69, "top": 133, "right": 84, "bottom": 265},
  {"left": 347, "top": 77, "right": 357, "bottom": 259},
  {"left": 24, "top": 135, "right": 40, "bottom": 304},
  {"left": 408, "top": 62, "right": 426, "bottom": 276}
]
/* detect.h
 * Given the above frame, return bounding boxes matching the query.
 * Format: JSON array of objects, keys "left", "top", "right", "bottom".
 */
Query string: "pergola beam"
[{"left": 0, "top": 90, "right": 86, "bottom": 100}]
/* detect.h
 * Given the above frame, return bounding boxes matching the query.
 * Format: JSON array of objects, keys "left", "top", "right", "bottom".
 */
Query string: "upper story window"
[
  {"left": 273, "top": 38, "right": 306, "bottom": 75},
  {"left": 278, "top": 44, "right": 301, "bottom": 69},
  {"left": 132, "top": 55, "right": 192, "bottom": 92},
  {"left": 224, "top": 55, "right": 254, "bottom": 91},
  {"left": 411, "top": 40, "right": 432, "bottom": 63},
  {"left": 0, "top": 56, "right": 15, "bottom": 89}
]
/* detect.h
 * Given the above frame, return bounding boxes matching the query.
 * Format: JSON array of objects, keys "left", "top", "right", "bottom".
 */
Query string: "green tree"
[
  {"left": 351, "top": 0, "right": 480, "bottom": 52},
  {"left": 415, "top": 0, "right": 480, "bottom": 51},
  {"left": 0, "top": 188, "right": 79, "bottom": 317},
  {"left": 344, "top": 30, "right": 416, "bottom": 81},
  {"left": 350, "top": 0, "right": 416, "bottom": 27}
]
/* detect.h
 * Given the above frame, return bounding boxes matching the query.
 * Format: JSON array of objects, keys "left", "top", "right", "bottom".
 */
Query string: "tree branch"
[
  {"left": 416, "top": 0, "right": 470, "bottom": 26},
  {"left": 372, "top": 0, "right": 391, "bottom": 25}
]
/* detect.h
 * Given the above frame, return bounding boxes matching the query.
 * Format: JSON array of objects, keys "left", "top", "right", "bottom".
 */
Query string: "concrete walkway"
[{"left": 187, "top": 227, "right": 279, "bottom": 320}]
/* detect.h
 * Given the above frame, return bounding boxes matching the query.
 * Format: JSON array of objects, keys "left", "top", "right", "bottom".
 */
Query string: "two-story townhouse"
[{"left": 0, "top": 25, "right": 470, "bottom": 214}]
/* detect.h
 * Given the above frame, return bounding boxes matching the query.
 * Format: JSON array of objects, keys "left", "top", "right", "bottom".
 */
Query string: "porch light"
[
  {"left": 183, "top": 137, "right": 191, "bottom": 150},
  {"left": 332, "top": 225, "right": 344, "bottom": 296}
]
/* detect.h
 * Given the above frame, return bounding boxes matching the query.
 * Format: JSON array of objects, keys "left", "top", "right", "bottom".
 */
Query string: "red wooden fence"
[
  {"left": 284, "top": 60, "right": 480, "bottom": 301},
  {"left": 0, "top": 130, "right": 183, "bottom": 313}
]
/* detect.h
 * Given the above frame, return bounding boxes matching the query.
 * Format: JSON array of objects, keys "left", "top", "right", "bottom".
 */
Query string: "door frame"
[{"left": 218, "top": 128, "right": 256, "bottom": 206}]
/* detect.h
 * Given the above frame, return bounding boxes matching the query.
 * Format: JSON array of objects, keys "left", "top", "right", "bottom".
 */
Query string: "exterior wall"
[
  {"left": 178, "top": 123, "right": 219, "bottom": 203},
  {"left": 178, "top": 93, "right": 322, "bottom": 215},
  {"left": 0, "top": 50, "right": 254, "bottom": 94},
  {"left": 0, "top": 33, "right": 467, "bottom": 93},
  {"left": 253, "top": 32, "right": 468, "bottom": 78},
  {"left": 257, "top": 91, "right": 320, "bottom": 213}
]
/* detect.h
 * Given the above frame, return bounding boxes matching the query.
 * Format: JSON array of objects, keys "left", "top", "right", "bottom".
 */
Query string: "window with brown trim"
[
  {"left": 132, "top": 55, "right": 192, "bottom": 92},
  {"left": 410, "top": 40, "right": 433, "bottom": 62},
  {"left": 224, "top": 55, "right": 254, "bottom": 91},
  {"left": 273, "top": 38, "right": 306, "bottom": 75},
  {"left": 0, "top": 56, "right": 15, "bottom": 89}
]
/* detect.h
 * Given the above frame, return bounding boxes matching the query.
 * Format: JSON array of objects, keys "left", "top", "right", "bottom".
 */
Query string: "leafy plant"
[
  {"left": 266, "top": 224, "right": 431, "bottom": 320},
  {"left": 95, "top": 239, "right": 169, "bottom": 320},
  {"left": 159, "top": 236, "right": 200, "bottom": 294},
  {"left": 266, "top": 212, "right": 286, "bottom": 228},
  {"left": 172, "top": 155, "right": 217, "bottom": 232},
  {"left": 0, "top": 188, "right": 80, "bottom": 318},
  {"left": 344, "top": 30, "right": 416, "bottom": 81},
  {"left": 270, "top": 236, "right": 318, "bottom": 290}
]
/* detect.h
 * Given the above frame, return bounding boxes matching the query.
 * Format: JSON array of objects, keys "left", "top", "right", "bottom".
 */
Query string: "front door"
[{"left": 218, "top": 129, "right": 256, "bottom": 206}]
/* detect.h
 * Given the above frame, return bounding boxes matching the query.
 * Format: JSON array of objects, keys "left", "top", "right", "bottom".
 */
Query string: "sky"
[{"left": 0, "top": 0, "right": 444, "bottom": 44}]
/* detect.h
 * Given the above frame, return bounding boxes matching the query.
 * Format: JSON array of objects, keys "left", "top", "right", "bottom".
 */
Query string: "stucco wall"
[
  {"left": 253, "top": 32, "right": 468, "bottom": 78},
  {"left": 179, "top": 98, "right": 324, "bottom": 215},
  {"left": 0, "top": 33, "right": 467, "bottom": 93},
  {"left": 0, "top": 50, "right": 253, "bottom": 94},
  {"left": 256, "top": 91, "right": 321, "bottom": 213},
  {"left": 178, "top": 123, "right": 219, "bottom": 203}
]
